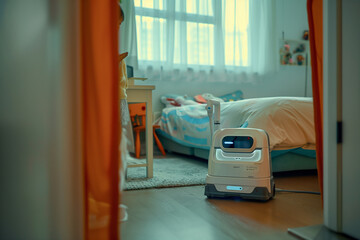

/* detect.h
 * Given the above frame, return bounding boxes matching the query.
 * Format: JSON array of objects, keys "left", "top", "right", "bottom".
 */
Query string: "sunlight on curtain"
[
  {"left": 134, "top": 0, "right": 276, "bottom": 82},
  {"left": 223, "top": 0, "right": 249, "bottom": 67}
]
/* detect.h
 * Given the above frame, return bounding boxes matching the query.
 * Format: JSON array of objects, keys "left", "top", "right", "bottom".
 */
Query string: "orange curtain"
[
  {"left": 80, "top": 0, "right": 120, "bottom": 239},
  {"left": 307, "top": 0, "right": 323, "bottom": 198}
]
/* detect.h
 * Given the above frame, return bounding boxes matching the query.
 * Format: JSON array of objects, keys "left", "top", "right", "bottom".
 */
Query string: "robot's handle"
[
  {"left": 206, "top": 100, "right": 221, "bottom": 133},
  {"left": 206, "top": 102, "right": 213, "bottom": 119}
]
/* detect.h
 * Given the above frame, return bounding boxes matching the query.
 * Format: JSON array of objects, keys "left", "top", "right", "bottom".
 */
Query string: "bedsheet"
[{"left": 156, "top": 97, "right": 315, "bottom": 151}]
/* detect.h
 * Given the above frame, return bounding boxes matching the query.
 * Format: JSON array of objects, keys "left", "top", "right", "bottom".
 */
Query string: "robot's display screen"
[{"left": 222, "top": 136, "right": 254, "bottom": 149}]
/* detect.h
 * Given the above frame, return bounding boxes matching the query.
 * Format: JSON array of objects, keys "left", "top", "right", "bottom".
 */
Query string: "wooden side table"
[{"left": 126, "top": 85, "right": 155, "bottom": 178}]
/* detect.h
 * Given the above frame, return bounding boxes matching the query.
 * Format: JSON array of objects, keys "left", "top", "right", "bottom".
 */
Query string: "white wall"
[
  {"left": 134, "top": 0, "right": 312, "bottom": 114},
  {"left": 0, "top": 0, "right": 83, "bottom": 239}
]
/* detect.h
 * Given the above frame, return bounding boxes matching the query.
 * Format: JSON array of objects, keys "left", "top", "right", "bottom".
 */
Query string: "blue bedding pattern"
[{"left": 160, "top": 106, "right": 211, "bottom": 147}]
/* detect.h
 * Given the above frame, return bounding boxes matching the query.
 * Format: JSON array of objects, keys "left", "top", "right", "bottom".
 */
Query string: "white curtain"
[
  {"left": 133, "top": 0, "right": 276, "bottom": 82},
  {"left": 120, "top": 0, "right": 139, "bottom": 69}
]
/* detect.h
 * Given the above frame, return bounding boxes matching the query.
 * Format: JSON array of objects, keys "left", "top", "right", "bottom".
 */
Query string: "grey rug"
[{"left": 125, "top": 154, "right": 208, "bottom": 190}]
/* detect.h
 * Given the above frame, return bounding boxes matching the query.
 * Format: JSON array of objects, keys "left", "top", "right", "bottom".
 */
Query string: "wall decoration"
[{"left": 280, "top": 40, "right": 308, "bottom": 66}]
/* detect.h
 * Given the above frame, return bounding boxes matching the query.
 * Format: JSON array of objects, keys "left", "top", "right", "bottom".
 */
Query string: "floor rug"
[{"left": 125, "top": 154, "right": 208, "bottom": 190}]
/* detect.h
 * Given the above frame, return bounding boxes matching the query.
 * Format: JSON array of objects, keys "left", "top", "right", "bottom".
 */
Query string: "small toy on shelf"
[
  {"left": 280, "top": 42, "right": 292, "bottom": 65},
  {"left": 284, "top": 53, "right": 292, "bottom": 64},
  {"left": 297, "top": 55, "right": 305, "bottom": 65},
  {"left": 284, "top": 44, "right": 290, "bottom": 52},
  {"left": 293, "top": 44, "right": 306, "bottom": 53},
  {"left": 303, "top": 30, "right": 309, "bottom": 40}
]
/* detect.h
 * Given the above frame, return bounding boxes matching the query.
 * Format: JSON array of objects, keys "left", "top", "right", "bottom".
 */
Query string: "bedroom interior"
[
  {"left": 121, "top": 0, "right": 324, "bottom": 238},
  {"left": 1, "top": 0, "right": 359, "bottom": 239},
  {"left": 121, "top": 0, "right": 359, "bottom": 239}
]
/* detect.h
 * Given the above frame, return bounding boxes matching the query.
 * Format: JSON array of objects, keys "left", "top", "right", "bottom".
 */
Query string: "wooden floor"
[{"left": 121, "top": 171, "right": 322, "bottom": 240}]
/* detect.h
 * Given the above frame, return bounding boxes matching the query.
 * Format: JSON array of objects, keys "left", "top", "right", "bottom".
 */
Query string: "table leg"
[{"left": 145, "top": 101, "right": 153, "bottom": 178}]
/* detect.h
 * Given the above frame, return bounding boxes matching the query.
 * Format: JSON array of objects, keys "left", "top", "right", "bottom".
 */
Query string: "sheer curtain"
[
  {"left": 120, "top": 0, "right": 139, "bottom": 69},
  {"left": 133, "top": 0, "right": 276, "bottom": 82}
]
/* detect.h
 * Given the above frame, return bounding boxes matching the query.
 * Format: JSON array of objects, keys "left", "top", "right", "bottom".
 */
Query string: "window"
[{"left": 134, "top": 0, "right": 249, "bottom": 68}]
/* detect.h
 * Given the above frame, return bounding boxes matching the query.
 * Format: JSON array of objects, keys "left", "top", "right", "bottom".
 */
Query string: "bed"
[{"left": 155, "top": 96, "right": 317, "bottom": 172}]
